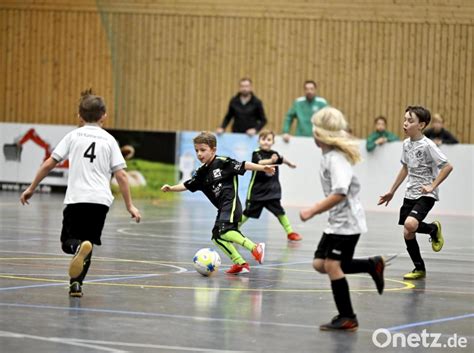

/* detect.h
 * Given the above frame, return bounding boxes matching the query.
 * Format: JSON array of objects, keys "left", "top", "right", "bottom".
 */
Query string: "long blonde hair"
[{"left": 311, "top": 107, "right": 361, "bottom": 164}]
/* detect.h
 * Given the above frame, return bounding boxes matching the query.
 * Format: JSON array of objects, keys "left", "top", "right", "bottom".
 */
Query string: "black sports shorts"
[
  {"left": 60, "top": 203, "right": 109, "bottom": 246},
  {"left": 243, "top": 199, "right": 285, "bottom": 218},
  {"left": 314, "top": 233, "right": 360, "bottom": 262},
  {"left": 398, "top": 197, "right": 435, "bottom": 225}
]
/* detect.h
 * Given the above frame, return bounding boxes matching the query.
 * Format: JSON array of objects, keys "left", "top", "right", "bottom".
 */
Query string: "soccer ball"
[{"left": 193, "top": 248, "right": 221, "bottom": 276}]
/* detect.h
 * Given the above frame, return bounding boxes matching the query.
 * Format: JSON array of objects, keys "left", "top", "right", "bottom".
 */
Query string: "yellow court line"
[
  {"left": 0, "top": 274, "right": 414, "bottom": 293},
  {"left": 0, "top": 257, "right": 192, "bottom": 266}
]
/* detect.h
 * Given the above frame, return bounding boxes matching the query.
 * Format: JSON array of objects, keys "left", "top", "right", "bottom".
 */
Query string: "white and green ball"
[{"left": 193, "top": 248, "right": 221, "bottom": 276}]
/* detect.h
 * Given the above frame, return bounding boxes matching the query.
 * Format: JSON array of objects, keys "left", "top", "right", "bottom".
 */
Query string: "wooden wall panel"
[{"left": 0, "top": 0, "right": 473, "bottom": 142}]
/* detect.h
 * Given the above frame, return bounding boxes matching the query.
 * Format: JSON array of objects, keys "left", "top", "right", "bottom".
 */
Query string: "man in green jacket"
[
  {"left": 366, "top": 116, "right": 399, "bottom": 152},
  {"left": 282, "top": 80, "right": 328, "bottom": 142}
]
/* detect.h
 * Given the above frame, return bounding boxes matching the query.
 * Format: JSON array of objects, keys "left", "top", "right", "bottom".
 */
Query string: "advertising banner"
[{"left": 0, "top": 123, "right": 75, "bottom": 186}]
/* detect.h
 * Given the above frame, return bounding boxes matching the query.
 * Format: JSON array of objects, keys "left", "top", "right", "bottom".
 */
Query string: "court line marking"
[
  {"left": 0, "top": 273, "right": 413, "bottom": 293},
  {"left": 0, "top": 330, "right": 249, "bottom": 353},
  {"left": 0, "top": 330, "right": 126, "bottom": 353},
  {"left": 0, "top": 274, "right": 159, "bottom": 291},
  {"left": 0, "top": 256, "right": 414, "bottom": 292},
  {"left": 386, "top": 313, "right": 474, "bottom": 332},
  {"left": 0, "top": 302, "right": 371, "bottom": 333}
]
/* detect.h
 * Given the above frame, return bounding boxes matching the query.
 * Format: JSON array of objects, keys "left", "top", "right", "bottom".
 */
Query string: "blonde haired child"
[{"left": 300, "top": 107, "right": 385, "bottom": 331}]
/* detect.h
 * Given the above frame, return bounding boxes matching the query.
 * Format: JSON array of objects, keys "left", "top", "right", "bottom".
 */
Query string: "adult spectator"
[
  {"left": 216, "top": 78, "right": 267, "bottom": 136},
  {"left": 424, "top": 113, "right": 459, "bottom": 145},
  {"left": 366, "top": 116, "right": 399, "bottom": 152},
  {"left": 282, "top": 80, "right": 328, "bottom": 142}
]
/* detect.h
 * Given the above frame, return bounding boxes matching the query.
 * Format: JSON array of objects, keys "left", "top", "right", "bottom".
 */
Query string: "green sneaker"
[
  {"left": 430, "top": 221, "right": 444, "bottom": 252},
  {"left": 403, "top": 269, "right": 426, "bottom": 280}
]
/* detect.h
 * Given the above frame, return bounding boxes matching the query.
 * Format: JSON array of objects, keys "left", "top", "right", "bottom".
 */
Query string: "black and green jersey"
[
  {"left": 184, "top": 155, "right": 246, "bottom": 223},
  {"left": 246, "top": 149, "right": 284, "bottom": 202}
]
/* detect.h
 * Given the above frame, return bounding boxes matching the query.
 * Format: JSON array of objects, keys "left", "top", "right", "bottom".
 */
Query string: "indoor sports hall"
[{"left": 1, "top": 1, "right": 473, "bottom": 352}]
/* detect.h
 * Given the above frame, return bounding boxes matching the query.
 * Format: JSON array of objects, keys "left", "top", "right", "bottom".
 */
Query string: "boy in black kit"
[
  {"left": 240, "top": 130, "right": 302, "bottom": 241},
  {"left": 161, "top": 131, "right": 274, "bottom": 274}
]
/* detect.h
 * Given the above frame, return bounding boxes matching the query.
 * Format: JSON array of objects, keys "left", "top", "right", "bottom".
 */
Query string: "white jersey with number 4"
[{"left": 52, "top": 124, "right": 126, "bottom": 206}]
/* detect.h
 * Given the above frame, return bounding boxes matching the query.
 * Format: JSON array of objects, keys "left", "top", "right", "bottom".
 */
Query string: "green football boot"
[
  {"left": 430, "top": 221, "right": 444, "bottom": 252},
  {"left": 403, "top": 269, "right": 426, "bottom": 280}
]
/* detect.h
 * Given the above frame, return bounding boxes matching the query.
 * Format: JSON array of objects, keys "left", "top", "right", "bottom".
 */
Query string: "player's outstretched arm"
[
  {"left": 378, "top": 164, "right": 408, "bottom": 206},
  {"left": 114, "top": 169, "right": 141, "bottom": 223},
  {"left": 300, "top": 194, "right": 346, "bottom": 221},
  {"left": 244, "top": 161, "right": 276, "bottom": 175},
  {"left": 161, "top": 183, "right": 187, "bottom": 192},
  {"left": 283, "top": 157, "right": 296, "bottom": 168},
  {"left": 20, "top": 157, "right": 58, "bottom": 205}
]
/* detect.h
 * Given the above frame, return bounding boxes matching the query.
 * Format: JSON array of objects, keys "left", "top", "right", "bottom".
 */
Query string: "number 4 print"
[{"left": 84, "top": 142, "right": 97, "bottom": 162}]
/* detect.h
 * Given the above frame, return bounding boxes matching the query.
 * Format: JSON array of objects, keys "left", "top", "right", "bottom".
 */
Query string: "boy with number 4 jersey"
[{"left": 20, "top": 90, "right": 141, "bottom": 297}]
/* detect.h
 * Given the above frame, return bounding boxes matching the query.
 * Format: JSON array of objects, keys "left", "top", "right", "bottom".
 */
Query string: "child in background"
[
  {"left": 423, "top": 113, "right": 459, "bottom": 146},
  {"left": 240, "top": 130, "right": 302, "bottom": 241},
  {"left": 379, "top": 106, "right": 453, "bottom": 280},
  {"left": 300, "top": 107, "right": 385, "bottom": 331},
  {"left": 161, "top": 131, "right": 273, "bottom": 274},
  {"left": 366, "top": 116, "right": 399, "bottom": 152},
  {"left": 20, "top": 89, "right": 141, "bottom": 297}
]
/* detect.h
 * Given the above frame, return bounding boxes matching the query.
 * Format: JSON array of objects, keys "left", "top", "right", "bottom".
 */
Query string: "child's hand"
[
  {"left": 270, "top": 154, "right": 279, "bottom": 163},
  {"left": 128, "top": 205, "right": 141, "bottom": 223},
  {"left": 161, "top": 184, "right": 172, "bottom": 192},
  {"left": 299, "top": 208, "right": 314, "bottom": 222},
  {"left": 263, "top": 165, "right": 275, "bottom": 175},
  {"left": 377, "top": 192, "right": 393, "bottom": 206},
  {"left": 20, "top": 187, "right": 34, "bottom": 205},
  {"left": 421, "top": 184, "right": 434, "bottom": 194}
]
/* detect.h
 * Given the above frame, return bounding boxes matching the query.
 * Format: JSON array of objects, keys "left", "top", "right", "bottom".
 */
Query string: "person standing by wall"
[
  {"left": 282, "top": 80, "right": 328, "bottom": 142},
  {"left": 216, "top": 78, "right": 267, "bottom": 136},
  {"left": 366, "top": 116, "right": 399, "bottom": 152}
]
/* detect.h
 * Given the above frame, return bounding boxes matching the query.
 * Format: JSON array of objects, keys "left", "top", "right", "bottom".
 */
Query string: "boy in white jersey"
[
  {"left": 300, "top": 107, "right": 385, "bottom": 331},
  {"left": 379, "top": 106, "right": 453, "bottom": 280},
  {"left": 20, "top": 90, "right": 141, "bottom": 297}
]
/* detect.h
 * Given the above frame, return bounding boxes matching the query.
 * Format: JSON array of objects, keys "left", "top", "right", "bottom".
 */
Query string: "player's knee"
[
  {"left": 404, "top": 217, "right": 418, "bottom": 233},
  {"left": 404, "top": 229, "right": 415, "bottom": 240},
  {"left": 324, "top": 260, "right": 341, "bottom": 274},
  {"left": 313, "top": 259, "right": 325, "bottom": 273}
]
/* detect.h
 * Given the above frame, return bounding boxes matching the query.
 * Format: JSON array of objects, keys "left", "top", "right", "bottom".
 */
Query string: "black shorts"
[
  {"left": 398, "top": 197, "right": 435, "bottom": 225},
  {"left": 243, "top": 199, "right": 285, "bottom": 218},
  {"left": 314, "top": 233, "right": 360, "bottom": 262},
  {"left": 60, "top": 203, "right": 109, "bottom": 246},
  {"left": 211, "top": 221, "right": 240, "bottom": 239}
]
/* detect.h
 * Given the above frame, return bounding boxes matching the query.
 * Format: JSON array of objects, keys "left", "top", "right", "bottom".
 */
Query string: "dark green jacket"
[{"left": 366, "top": 131, "right": 399, "bottom": 152}]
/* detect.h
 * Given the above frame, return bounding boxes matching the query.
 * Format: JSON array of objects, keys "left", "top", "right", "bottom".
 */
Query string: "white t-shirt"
[
  {"left": 319, "top": 149, "right": 367, "bottom": 235},
  {"left": 52, "top": 124, "right": 126, "bottom": 206},
  {"left": 400, "top": 136, "right": 448, "bottom": 201}
]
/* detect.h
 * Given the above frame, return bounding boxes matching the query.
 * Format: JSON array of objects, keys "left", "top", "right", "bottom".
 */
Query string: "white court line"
[
  {"left": 0, "top": 330, "right": 250, "bottom": 352},
  {"left": 0, "top": 330, "right": 127, "bottom": 353}
]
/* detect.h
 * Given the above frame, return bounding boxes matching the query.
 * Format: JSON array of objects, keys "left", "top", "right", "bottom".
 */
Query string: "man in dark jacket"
[{"left": 216, "top": 78, "right": 267, "bottom": 136}]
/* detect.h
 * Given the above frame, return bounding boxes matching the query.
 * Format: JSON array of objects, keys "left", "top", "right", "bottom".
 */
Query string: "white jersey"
[
  {"left": 52, "top": 124, "right": 126, "bottom": 206},
  {"left": 401, "top": 136, "right": 448, "bottom": 201},
  {"left": 319, "top": 149, "right": 367, "bottom": 235}
]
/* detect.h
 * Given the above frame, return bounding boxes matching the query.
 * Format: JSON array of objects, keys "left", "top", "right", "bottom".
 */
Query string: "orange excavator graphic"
[{"left": 3, "top": 128, "right": 69, "bottom": 176}]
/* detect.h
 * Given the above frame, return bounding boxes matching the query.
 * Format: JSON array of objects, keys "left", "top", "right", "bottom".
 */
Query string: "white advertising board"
[{"left": 0, "top": 123, "right": 75, "bottom": 186}]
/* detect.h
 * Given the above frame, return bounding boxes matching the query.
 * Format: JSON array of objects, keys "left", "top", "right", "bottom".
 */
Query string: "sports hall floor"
[{"left": 0, "top": 191, "right": 472, "bottom": 352}]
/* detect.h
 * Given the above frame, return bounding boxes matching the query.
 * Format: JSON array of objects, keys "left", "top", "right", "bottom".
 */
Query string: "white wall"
[{"left": 274, "top": 136, "right": 474, "bottom": 216}]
